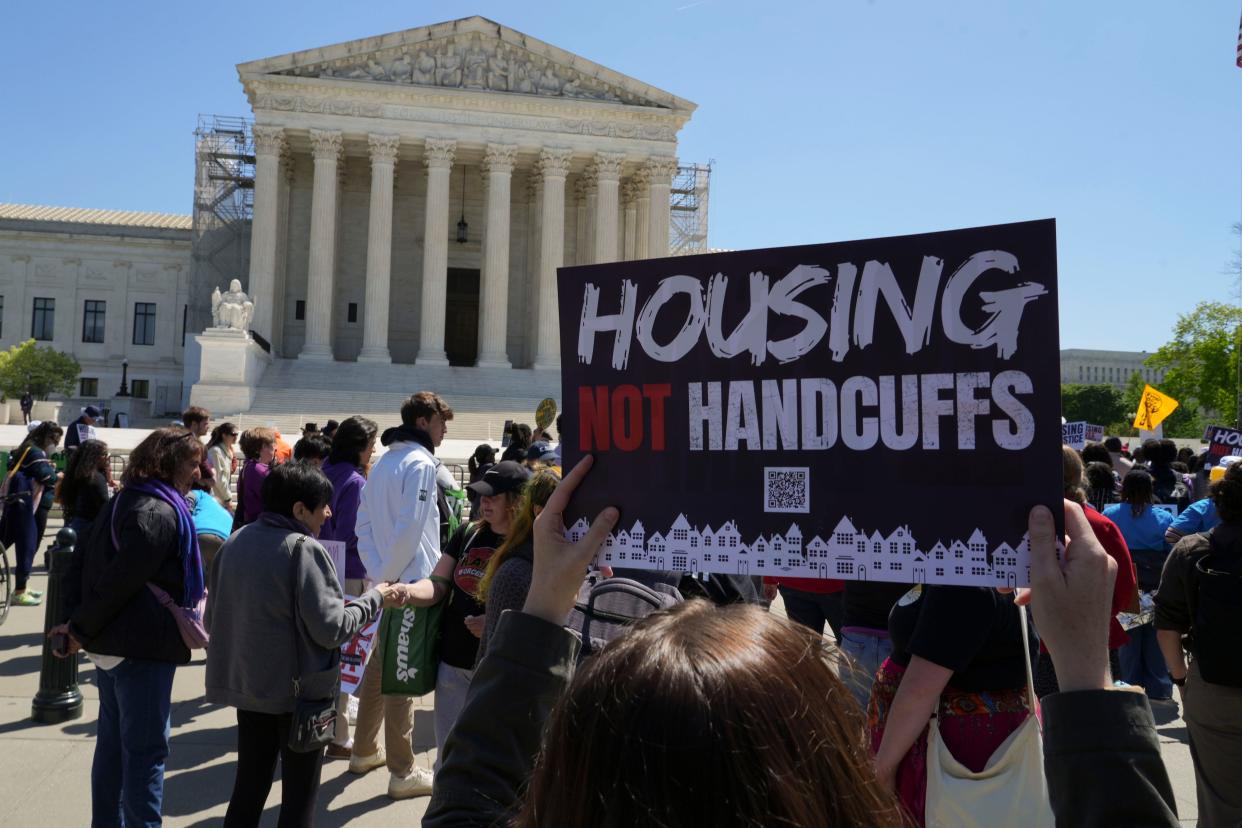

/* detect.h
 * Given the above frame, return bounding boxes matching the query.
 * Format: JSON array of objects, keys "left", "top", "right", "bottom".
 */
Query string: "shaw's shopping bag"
[{"left": 380, "top": 576, "right": 450, "bottom": 696}]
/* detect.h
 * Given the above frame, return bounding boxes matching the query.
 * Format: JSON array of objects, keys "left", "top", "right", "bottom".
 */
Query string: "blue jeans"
[
  {"left": 779, "top": 587, "right": 844, "bottom": 640},
  {"left": 92, "top": 658, "right": 177, "bottom": 827},
  {"left": 838, "top": 629, "right": 893, "bottom": 712},
  {"left": 1118, "top": 623, "right": 1172, "bottom": 699}
]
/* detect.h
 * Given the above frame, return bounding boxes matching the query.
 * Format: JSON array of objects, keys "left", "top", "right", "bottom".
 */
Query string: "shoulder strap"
[
  {"left": 6, "top": 446, "right": 31, "bottom": 481},
  {"left": 289, "top": 535, "right": 310, "bottom": 690}
]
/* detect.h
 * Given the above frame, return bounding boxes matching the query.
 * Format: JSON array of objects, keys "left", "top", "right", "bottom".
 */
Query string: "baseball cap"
[
  {"left": 467, "top": 460, "right": 532, "bottom": 497},
  {"left": 84, "top": 405, "right": 103, "bottom": 419},
  {"left": 525, "top": 441, "right": 558, "bottom": 463}
]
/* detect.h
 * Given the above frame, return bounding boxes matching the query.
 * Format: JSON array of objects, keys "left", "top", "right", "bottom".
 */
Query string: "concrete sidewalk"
[{"left": 0, "top": 525, "right": 1202, "bottom": 826}]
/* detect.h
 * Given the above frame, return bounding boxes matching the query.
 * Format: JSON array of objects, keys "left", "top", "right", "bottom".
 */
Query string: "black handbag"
[{"left": 287, "top": 536, "right": 339, "bottom": 753}]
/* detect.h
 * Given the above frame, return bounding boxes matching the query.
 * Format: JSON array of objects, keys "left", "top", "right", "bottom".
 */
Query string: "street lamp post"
[{"left": 117, "top": 359, "right": 130, "bottom": 398}]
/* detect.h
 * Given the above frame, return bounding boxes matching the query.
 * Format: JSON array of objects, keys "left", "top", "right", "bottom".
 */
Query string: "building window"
[
  {"left": 32, "top": 297, "right": 54, "bottom": 341},
  {"left": 133, "top": 303, "right": 156, "bottom": 346},
  {"left": 130, "top": 379, "right": 150, "bottom": 399},
  {"left": 82, "top": 300, "right": 106, "bottom": 343},
  {"left": 79, "top": 378, "right": 98, "bottom": 397},
  {"left": 295, "top": 300, "right": 306, "bottom": 321},
  {"left": 347, "top": 302, "right": 358, "bottom": 323}
]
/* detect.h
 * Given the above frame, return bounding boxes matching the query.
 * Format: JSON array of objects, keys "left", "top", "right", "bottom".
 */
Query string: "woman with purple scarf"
[{"left": 54, "top": 427, "right": 205, "bottom": 827}]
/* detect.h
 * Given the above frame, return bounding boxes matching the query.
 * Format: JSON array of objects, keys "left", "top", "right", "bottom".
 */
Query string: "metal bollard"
[{"left": 32, "top": 527, "right": 83, "bottom": 724}]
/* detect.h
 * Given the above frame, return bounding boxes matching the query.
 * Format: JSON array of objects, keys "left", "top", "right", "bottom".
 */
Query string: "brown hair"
[
  {"left": 123, "top": 427, "right": 203, "bottom": 486},
  {"left": 1211, "top": 462, "right": 1242, "bottom": 523},
  {"left": 1062, "top": 444, "right": 1085, "bottom": 504},
  {"left": 400, "top": 391, "right": 454, "bottom": 428},
  {"left": 239, "top": 427, "right": 277, "bottom": 461},
  {"left": 515, "top": 600, "right": 902, "bottom": 827},
  {"left": 181, "top": 406, "right": 210, "bottom": 429},
  {"left": 474, "top": 468, "right": 559, "bottom": 604}
]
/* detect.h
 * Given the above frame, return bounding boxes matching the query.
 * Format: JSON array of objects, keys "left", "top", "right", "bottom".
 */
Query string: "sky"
[{"left": 1, "top": 1, "right": 1239, "bottom": 351}]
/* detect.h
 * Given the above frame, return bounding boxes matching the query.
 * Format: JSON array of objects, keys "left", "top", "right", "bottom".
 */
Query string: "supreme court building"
[{"left": 233, "top": 16, "right": 697, "bottom": 370}]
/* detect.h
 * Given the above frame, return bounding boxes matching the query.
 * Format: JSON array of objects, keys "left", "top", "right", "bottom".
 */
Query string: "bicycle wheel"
[{"left": 0, "top": 548, "right": 11, "bottom": 626}]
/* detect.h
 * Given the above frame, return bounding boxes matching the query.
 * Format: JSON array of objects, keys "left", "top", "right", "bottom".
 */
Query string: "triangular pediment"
[{"left": 237, "top": 16, "right": 695, "bottom": 112}]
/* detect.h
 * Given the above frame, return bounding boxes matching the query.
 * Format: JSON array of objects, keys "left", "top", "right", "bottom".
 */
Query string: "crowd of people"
[{"left": 2, "top": 396, "right": 1235, "bottom": 826}]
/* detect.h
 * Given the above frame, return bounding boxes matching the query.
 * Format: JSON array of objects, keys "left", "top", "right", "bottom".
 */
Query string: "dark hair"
[
  {"left": 239, "top": 427, "right": 277, "bottom": 461},
  {"left": 327, "top": 416, "right": 378, "bottom": 468},
  {"left": 293, "top": 434, "right": 332, "bottom": 463},
  {"left": 1176, "top": 447, "right": 1195, "bottom": 465},
  {"left": 1120, "top": 468, "right": 1154, "bottom": 517},
  {"left": 401, "top": 391, "right": 454, "bottom": 428},
  {"left": 1103, "top": 436, "right": 1122, "bottom": 452},
  {"left": 19, "top": 421, "right": 63, "bottom": 456},
  {"left": 181, "top": 406, "right": 210, "bottom": 429},
  {"left": 1170, "top": 461, "right": 1189, "bottom": 475},
  {"left": 123, "top": 427, "right": 203, "bottom": 486},
  {"left": 302, "top": 422, "right": 319, "bottom": 434},
  {"left": 515, "top": 600, "right": 901, "bottom": 827},
  {"left": 206, "top": 421, "right": 238, "bottom": 451},
  {"left": 261, "top": 461, "right": 334, "bottom": 517},
  {"left": 1211, "top": 463, "right": 1242, "bottom": 524},
  {"left": 56, "top": 438, "right": 109, "bottom": 508},
  {"left": 1144, "top": 438, "right": 1177, "bottom": 468},
  {"left": 508, "top": 422, "right": 533, "bottom": 452},
  {"left": 1081, "top": 442, "right": 1111, "bottom": 465},
  {"left": 322, "top": 419, "right": 340, "bottom": 437},
  {"left": 469, "top": 443, "right": 496, "bottom": 476},
  {"left": 1084, "top": 462, "right": 1117, "bottom": 511}
]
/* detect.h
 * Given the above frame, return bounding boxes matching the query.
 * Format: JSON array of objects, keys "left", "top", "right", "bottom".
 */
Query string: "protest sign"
[
  {"left": 320, "top": 540, "right": 347, "bottom": 583},
  {"left": 1062, "top": 421, "right": 1087, "bottom": 450},
  {"left": 559, "top": 219, "right": 1061, "bottom": 587},
  {"left": 1203, "top": 424, "right": 1242, "bottom": 467},
  {"left": 1134, "top": 385, "right": 1178, "bottom": 431},
  {"left": 76, "top": 423, "right": 97, "bottom": 444},
  {"left": 1084, "top": 423, "right": 1104, "bottom": 443},
  {"left": 340, "top": 610, "right": 379, "bottom": 696}
]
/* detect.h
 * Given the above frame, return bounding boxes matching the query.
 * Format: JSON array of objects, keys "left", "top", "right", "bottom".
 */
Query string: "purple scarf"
[{"left": 123, "top": 480, "right": 204, "bottom": 608}]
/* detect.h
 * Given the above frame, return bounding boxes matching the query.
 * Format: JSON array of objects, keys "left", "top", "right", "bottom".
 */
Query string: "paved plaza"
[{"left": 0, "top": 523, "right": 1202, "bottom": 826}]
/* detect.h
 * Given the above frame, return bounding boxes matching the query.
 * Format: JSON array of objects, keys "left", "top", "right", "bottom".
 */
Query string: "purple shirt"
[
  {"left": 320, "top": 460, "right": 367, "bottom": 580},
  {"left": 239, "top": 460, "right": 270, "bottom": 526}
]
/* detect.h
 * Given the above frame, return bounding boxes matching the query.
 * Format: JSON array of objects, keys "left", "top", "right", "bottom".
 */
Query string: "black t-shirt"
[
  {"left": 68, "top": 471, "right": 110, "bottom": 524},
  {"left": 887, "top": 584, "right": 1029, "bottom": 692},
  {"left": 439, "top": 524, "right": 502, "bottom": 670},
  {"left": 842, "top": 581, "right": 911, "bottom": 630}
]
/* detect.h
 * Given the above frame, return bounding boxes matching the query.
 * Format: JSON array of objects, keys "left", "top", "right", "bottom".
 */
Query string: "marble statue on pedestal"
[{"left": 211, "top": 279, "right": 255, "bottom": 332}]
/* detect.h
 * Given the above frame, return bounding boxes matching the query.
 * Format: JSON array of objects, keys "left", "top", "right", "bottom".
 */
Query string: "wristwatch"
[{"left": 1171, "top": 675, "right": 1186, "bottom": 687}]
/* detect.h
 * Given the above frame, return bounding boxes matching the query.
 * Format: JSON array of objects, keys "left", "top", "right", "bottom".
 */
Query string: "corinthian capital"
[
  {"left": 368, "top": 134, "right": 401, "bottom": 167},
  {"left": 622, "top": 178, "right": 642, "bottom": 205},
  {"left": 423, "top": 138, "right": 457, "bottom": 169},
  {"left": 252, "top": 125, "right": 286, "bottom": 157},
  {"left": 537, "top": 147, "right": 573, "bottom": 180},
  {"left": 482, "top": 143, "right": 518, "bottom": 176},
  {"left": 645, "top": 155, "right": 679, "bottom": 184},
  {"left": 592, "top": 151, "right": 625, "bottom": 182},
  {"left": 309, "top": 129, "right": 343, "bottom": 161}
]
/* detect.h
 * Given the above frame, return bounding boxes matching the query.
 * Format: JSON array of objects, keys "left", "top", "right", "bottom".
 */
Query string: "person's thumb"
[
  {"left": 579, "top": 507, "right": 620, "bottom": 562},
  {"left": 1027, "top": 504, "right": 1061, "bottom": 592}
]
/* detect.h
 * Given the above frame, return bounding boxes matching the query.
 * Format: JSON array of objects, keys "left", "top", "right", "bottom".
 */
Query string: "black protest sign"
[
  {"left": 558, "top": 220, "right": 1061, "bottom": 587},
  {"left": 1204, "top": 425, "right": 1242, "bottom": 467}
]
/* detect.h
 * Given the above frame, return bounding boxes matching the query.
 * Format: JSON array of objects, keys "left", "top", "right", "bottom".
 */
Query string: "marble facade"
[{"left": 237, "top": 16, "right": 696, "bottom": 369}]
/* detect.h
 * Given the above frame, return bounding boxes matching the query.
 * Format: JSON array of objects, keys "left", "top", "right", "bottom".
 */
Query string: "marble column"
[
  {"left": 646, "top": 156, "right": 677, "bottom": 259},
  {"left": 415, "top": 138, "right": 457, "bottom": 367},
  {"left": 574, "top": 176, "right": 591, "bottom": 266},
  {"left": 299, "top": 129, "right": 342, "bottom": 361},
  {"left": 476, "top": 143, "right": 517, "bottom": 368},
  {"left": 622, "top": 179, "right": 640, "bottom": 261},
  {"left": 247, "top": 126, "right": 284, "bottom": 343},
  {"left": 633, "top": 167, "right": 651, "bottom": 260},
  {"left": 592, "top": 152, "right": 624, "bottom": 264},
  {"left": 532, "top": 147, "right": 572, "bottom": 371},
  {"left": 358, "top": 134, "right": 400, "bottom": 363}
]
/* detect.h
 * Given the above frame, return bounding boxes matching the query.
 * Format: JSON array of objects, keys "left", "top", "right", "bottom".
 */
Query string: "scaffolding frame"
[{"left": 670, "top": 162, "right": 711, "bottom": 256}]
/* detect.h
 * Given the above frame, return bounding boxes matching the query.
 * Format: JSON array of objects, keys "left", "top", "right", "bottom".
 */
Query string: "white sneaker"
[
  {"left": 347, "top": 695, "right": 359, "bottom": 724},
  {"left": 388, "top": 767, "right": 434, "bottom": 799},
  {"left": 348, "top": 748, "right": 386, "bottom": 775}
]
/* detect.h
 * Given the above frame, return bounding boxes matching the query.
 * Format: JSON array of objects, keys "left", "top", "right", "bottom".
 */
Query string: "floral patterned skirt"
[{"left": 867, "top": 657, "right": 1035, "bottom": 827}]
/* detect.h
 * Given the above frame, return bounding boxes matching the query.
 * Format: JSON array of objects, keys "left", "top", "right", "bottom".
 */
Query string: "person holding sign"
[{"left": 64, "top": 405, "right": 102, "bottom": 453}]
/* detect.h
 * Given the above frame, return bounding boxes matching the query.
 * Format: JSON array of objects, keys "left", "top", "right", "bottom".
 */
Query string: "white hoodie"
[{"left": 356, "top": 439, "right": 440, "bottom": 584}]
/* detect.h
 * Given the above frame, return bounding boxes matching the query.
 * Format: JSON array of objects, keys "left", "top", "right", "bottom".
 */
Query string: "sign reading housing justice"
[{"left": 558, "top": 220, "right": 1062, "bottom": 587}]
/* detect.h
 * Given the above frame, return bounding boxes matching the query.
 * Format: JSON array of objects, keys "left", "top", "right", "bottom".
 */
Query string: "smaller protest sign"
[
  {"left": 536, "top": 398, "right": 558, "bottom": 430},
  {"left": 340, "top": 609, "right": 379, "bottom": 696},
  {"left": 1062, "top": 421, "right": 1087, "bottom": 449},
  {"left": 320, "top": 540, "right": 347, "bottom": 583},
  {"left": 1203, "top": 424, "right": 1242, "bottom": 467},
  {"left": 1134, "top": 385, "right": 1178, "bottom": 431},
  {"left": 1084, "top": 424, "right": 1105, "bottom": 444},
  {"left": 76, "top": 423, "right": 97, "bottom": 444}
]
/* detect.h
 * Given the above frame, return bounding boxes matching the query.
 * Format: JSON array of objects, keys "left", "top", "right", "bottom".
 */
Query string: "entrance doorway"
[{"left": 444, "top": 268, "right": 480, "bottom": 366}]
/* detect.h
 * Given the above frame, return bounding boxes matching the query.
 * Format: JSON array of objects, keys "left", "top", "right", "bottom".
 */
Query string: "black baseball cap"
[
  {"left": 84, "top": 405, "right": 103, "bottom": 419},
  {"left": 525, "top": 441, "right": 558, "bottom": 463},
  {"left": 467, "top": 460, "right": 532, "bottom": 497}
]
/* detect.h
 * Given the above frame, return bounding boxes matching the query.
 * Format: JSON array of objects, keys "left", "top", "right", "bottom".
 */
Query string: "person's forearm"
[
  {"left": 874, "top": 657, "right": 949, "bottom": 775},
  {"left": 403, "top": 577, "right": 448, "bottom": 607},
  {"left": 1156, "top": 630, "right": 1187, "bottom": 680}
]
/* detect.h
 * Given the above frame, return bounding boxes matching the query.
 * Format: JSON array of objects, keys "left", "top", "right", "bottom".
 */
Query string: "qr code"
[{"left": 764, "top": 467, "right": 810, "bottom": 514}]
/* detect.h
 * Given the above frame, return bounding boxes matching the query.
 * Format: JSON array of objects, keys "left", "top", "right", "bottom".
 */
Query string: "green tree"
[
  {"left": 1146, "top": 301, "right": 1242, "bottom": 433},
  {"left": 0, "top": 339, "right": 81, "bottom": 400},
  {"left": 1060, "top": 383, "right": 1125, "bottom": 427}
]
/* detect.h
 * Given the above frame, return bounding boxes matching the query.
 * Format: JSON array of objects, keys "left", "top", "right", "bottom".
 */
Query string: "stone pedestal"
[{"left": 189, "top": 328, "right": 273, "bottom": 412}]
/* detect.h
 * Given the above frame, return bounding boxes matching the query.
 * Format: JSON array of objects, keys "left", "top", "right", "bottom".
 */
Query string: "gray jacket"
[{"left": 205, "top": 516, "right": 383, "bottom": 714}]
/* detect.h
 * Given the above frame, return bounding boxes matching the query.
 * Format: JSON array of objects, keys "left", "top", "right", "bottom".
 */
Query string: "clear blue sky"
[{"left": 2, "top": 1, "right": 1239, "bottom": 351}]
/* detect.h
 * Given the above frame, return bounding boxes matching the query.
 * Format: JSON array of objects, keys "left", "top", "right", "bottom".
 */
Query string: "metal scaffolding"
[
  {"left": 189, "top": 115, "right": 254, "bottom": 335},
  {"left": 670, "top": 162, "right": 711, "bottom": 256}
]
